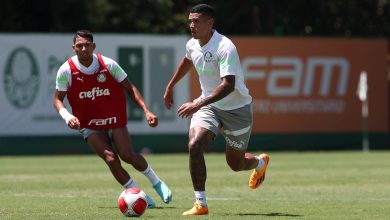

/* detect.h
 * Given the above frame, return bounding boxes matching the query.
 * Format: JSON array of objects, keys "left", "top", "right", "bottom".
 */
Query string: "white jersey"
[
  {"left": 56, "top": 53, "right": 127, "bottom": 91},
  {"left": 185, "top": 30, "right": 252, "bottom": 110}
]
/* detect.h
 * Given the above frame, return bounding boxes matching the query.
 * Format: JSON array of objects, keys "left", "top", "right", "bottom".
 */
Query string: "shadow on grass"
[
  {"left": 98, "top": 206, "right": 177, "bottom": 210},
  {"left": 238, "top": 212, "right": 302, "bottom": 217}
]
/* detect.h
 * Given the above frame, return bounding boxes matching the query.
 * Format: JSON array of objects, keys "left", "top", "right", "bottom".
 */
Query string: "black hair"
[
  {"left": 73, "top": 30, "right": 93, "bottom": 43},
  {"left": 190, "top": 4, "right": 215, "bottom": 19}
]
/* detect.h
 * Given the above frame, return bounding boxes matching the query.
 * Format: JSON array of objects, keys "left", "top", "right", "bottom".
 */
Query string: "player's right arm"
[
  {"left": 53, "top": 90, "right": 80, "bottom": 130},
  {"left": 164, "top": 57, "right": 193, "bottom": 109},
  {"left": 53, "top": 63, "right": 80, "bottom": 130}
]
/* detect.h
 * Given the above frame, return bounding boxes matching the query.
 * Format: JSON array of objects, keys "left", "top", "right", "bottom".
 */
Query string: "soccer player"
[
  {"left": 163, "top": 4, "right": 269, "bottom": 215},
  {"left": 53, "top": 30, "right": 172, "bottom": 208}
]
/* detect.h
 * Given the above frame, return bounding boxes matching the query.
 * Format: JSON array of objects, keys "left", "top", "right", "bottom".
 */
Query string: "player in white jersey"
[{"left": 163, "top": 4, "right": 270, "bottom": 215}]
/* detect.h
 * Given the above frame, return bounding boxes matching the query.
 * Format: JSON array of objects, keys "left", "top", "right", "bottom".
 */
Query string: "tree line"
[{"left": 1, "top": 0, "right": 389, "bottom": 37}]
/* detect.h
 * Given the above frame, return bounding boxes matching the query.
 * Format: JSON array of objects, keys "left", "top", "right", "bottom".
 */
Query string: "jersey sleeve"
[
  {"left": 218, "top": 42, "right": 240, "bottom": 78},
  {"left": 55, "top": 62, "right": 71, "bottom": 91},
  {"left": 102, "top": 56, "right": 128, "bottom": 82},
  {"left": 185, "top": 40, "right": 193, "bottom": 60}
]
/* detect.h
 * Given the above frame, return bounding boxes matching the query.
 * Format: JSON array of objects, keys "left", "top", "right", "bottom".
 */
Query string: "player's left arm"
[
  {"left": 120, "top": 78, "right": 158, "bottom": 127},
  {"left": 177, "top": 75, "right": 234, "bottom": 118},
  {"left": 106, "top": 56, "right": 158, "bottom": 127},
  {"left": 195, "top": 75, "right": 235, "bottom": 107}
]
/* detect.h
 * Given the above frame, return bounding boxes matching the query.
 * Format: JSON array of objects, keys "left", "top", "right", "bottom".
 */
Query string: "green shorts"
[{"left": 190, "top": 104, "right": 253, "bottom": 149}]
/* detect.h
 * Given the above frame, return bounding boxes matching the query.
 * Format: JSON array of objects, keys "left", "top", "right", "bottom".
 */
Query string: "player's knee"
[
  {"left": 188, "top": 138, "right": 203, "bottom": 154},
  {"left": 103, "top": 150, "right": 118, "bottom": 165},
  {"left": 227, "top": 159, "right": 244, "bottom": 172}
]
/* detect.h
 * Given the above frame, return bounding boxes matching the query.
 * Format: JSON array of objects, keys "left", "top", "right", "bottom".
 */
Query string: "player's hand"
[
  {"left": 177, "top": 102, "right": 200, "bottom": 118},
  {"left": 145, "top": 112, "right": 158, "bottom": 127},
  {"left": 163, "top": 87, "right": 174, "bottom": 109},
  {"left": 67, "top": 117, "right": 80, "bottom": 130}
]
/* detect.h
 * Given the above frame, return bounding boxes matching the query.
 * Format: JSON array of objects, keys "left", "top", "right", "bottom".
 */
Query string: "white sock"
[
  {"left": 195, "top": 191, "right": 207, "bottom": 207},
  {"left": 141, "top": 164, "right": 160, "bottom": 186},
  {"left": 256, "top": 156, "right": 265, "bottom": 170},
  {"left": 123, "top": 178, "right": 138, "bottom": 189}
]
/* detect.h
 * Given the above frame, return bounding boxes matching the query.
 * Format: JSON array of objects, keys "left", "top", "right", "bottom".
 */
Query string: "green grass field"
[{"left": 1, "top": 151, "right": 389, "bottom": 219}]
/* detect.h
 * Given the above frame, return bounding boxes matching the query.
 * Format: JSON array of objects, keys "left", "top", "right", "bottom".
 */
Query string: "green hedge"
[{"left": 0, "top": 133, "right": 388, "bottom": 155}]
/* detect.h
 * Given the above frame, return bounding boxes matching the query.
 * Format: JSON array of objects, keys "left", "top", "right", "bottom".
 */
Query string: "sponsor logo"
[
  {"left": 242, "top": 56, "right": 349, "bottom": 97},
  {"left": 79, "top": 87, "right": 110, "bottom": 100},
  {"left": 76, "top": 77, "right": 83, "bottom": 82},
  {"left": 242, "top": 56, "right": 350, "bottom": 113},
  {"left": 88, "top": 117, "right": 117, "bottom": 126},
  {"left": 225, "top": 136, "right": 245, "bottom": 149}
]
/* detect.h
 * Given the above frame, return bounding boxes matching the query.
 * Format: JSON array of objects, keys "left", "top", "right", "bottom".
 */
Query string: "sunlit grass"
[{"left": 0, "top": 151, "right": 389, "bottom": 219}]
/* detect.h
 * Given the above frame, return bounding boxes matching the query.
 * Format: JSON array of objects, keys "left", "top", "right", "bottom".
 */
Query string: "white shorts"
[{"left": 190, "top": 104, "right": 253, "bottom": 149}]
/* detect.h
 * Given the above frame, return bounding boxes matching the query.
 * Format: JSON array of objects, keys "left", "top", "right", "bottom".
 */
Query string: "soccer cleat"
[
  {"left": 153, "top": 181, "right": 172, "bottom": 203},
  {"left": 145, "top": 195, "right": 156, "bottom": 208},
  {"left": 249, "top": 153, "right": 270, "bottom": 189},
  {"left": 182, "top": 203, "right": 209, "bottom": 216}
]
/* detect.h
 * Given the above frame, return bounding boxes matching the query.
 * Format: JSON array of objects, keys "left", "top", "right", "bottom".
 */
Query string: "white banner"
[{"left": 0, "top": 34, "right": 189, "bottom": 136}]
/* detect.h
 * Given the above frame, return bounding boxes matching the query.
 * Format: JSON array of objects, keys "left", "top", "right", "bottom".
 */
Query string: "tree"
[{"left": 0, "top": 0, "right": 389, "bottom": 37}]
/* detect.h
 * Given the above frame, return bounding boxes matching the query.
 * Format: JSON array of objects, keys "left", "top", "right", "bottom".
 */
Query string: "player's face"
[
  {"left": 72, "top": 37, "right": 95, "bottom": 65},
  {"left": 188, "top": 13, "right": 213, "bottom": 40}
]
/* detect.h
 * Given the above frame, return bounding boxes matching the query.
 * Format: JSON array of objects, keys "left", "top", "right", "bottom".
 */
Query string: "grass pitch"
[{"left": 0, "top": 151, "right": 389, "bottom": 219}]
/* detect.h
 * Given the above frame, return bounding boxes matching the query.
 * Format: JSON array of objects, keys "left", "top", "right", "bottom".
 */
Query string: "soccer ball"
[{"left": 118, "top": 188, "right": 148, "bottom": 217}]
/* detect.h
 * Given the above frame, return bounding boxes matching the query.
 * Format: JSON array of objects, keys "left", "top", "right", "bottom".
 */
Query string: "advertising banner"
[
  {"left": 0, "top": 34, "right": 189, "bottom": 136},
  {"left": 191, "top": 38, "right": 388, "bottom": 133}
]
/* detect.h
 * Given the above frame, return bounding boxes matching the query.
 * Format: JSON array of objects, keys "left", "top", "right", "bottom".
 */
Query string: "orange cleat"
[
  {"left": 249, "top": 153, "right": 270, "bottom": 189},
  {"left": 182, "top": 203, "right": 209, "bottom": 216}
]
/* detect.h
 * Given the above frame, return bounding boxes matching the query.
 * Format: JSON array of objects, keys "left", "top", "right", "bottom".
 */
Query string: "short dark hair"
[
  {"left": 190, "top": 4, "right": 215, "bottom": 19},
  {"left": 73, "top": 30, "right": 93, "bottom": 43}
]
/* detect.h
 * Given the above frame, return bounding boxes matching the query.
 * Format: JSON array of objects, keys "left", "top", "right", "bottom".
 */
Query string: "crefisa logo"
[{"left": 3, "top": 47, "right": 39, "bottom": 108}]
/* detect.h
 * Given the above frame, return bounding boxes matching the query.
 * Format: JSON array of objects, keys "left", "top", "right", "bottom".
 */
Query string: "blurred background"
[
  {"left": 0, "top": 0, "right": 389, "bottom": 154},
  {"left": 1, "top": 0, "right": 390, "bottom": 37}
]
